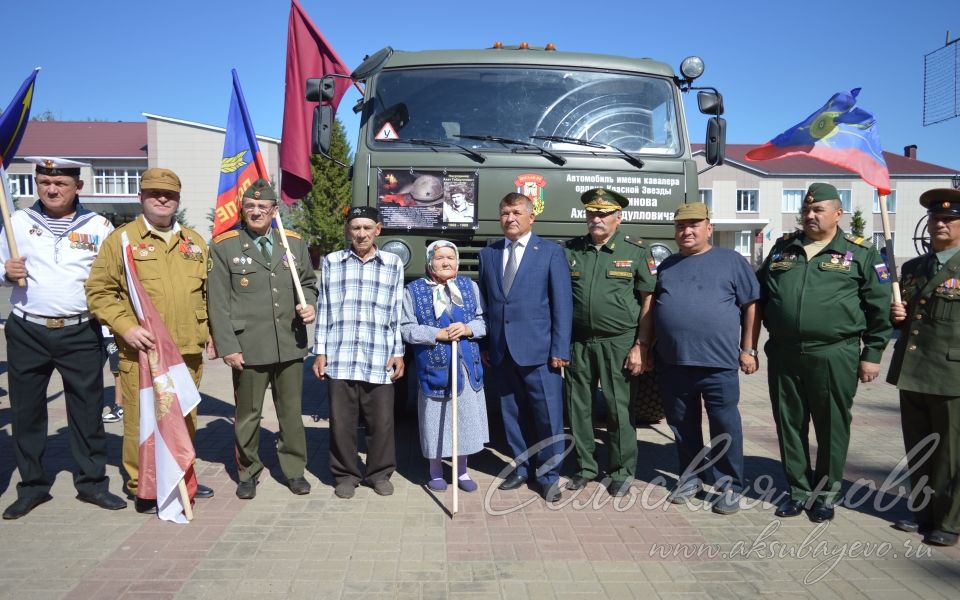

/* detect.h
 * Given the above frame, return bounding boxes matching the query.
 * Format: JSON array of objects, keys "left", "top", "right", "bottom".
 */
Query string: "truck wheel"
[{"left": 632, "top": 372, "right": 664, "bottom": 426}]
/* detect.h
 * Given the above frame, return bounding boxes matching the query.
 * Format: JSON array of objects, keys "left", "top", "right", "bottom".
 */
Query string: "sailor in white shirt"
[{"left": 0, "top": 157, "right": 126, "bottom": 519}]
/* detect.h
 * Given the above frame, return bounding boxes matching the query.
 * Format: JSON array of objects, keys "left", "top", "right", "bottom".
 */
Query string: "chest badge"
[{"left": 239, "top": 276, "right": 250, "bottom": 287}]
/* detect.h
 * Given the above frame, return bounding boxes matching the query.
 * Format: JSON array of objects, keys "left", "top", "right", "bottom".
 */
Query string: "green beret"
[
  {"left": 920, "top": 188, "right": 960, "bottom": 217},
  {"left": 804, "top": 182, "right": 839, "bottom": 205},
  {"left": 242, "top": 179, "right": 277, "bottom": 201},
  {"left": 581, "top": 188, "right": 628, "bottom": 211},
  {"left": 674, "top": 202, "right": 710, "bottom": 221}
]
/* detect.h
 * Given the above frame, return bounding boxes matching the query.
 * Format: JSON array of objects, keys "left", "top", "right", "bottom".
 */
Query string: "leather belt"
[{"left": 12, "top": 307, "right": 91, "bottom": 329}]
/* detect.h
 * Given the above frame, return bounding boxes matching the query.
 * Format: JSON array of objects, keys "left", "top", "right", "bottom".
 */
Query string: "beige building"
[
  {"left": 694, "top": 144, "right": 959, "bottom": 265},
  {"left": 8, "top": 115, "right": 280, "bottom": 236}
]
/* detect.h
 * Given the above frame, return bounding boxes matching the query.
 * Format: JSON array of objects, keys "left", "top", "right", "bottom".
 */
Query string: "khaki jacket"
[{"left": 85, "top": 216, "right": 209, "bottom": 359}]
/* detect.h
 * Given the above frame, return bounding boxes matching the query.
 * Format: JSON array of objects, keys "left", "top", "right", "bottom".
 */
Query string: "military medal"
[
  {"left": 29, "top": 224, "right": 42, "bottom": 236},
  {"left": 232, "top": 257, "right": 240, "bottom": 265},
  {"left": 843, "top": 251, "right": 853, "bottom": 267},
  {"left": 239, "top": 276, "right": 249, "bottom": 287},
  {"left": 614, "top": 260, "right": 633, "bottom": 268},
  {"left": 830, "top": 255, "right": 840, "bottom": 264}
]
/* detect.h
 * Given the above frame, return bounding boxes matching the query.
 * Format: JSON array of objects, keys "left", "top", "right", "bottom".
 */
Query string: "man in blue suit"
[{"left": 479, "top": 192, "right": 573, "bottom": 503}]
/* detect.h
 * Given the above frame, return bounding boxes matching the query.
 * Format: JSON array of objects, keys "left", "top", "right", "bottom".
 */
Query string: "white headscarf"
[{"left": 425, "top": 239, "right": 464, "bottom": 319}]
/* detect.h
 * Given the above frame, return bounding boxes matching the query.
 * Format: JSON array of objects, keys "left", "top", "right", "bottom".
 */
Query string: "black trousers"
[
  {"left": 5, "top": 314, "right": 109, "bottom": 500},
  {"left": 327, "top": 379, "right": 396, "bottom": 485}
]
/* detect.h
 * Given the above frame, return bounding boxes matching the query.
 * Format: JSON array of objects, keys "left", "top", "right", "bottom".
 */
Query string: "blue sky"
[{"left": 4, "top": 0, "right": 958, "bottom": 169}]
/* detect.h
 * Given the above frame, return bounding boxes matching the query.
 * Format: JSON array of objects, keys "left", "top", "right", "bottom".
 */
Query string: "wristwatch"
[{"left": 741, "top": 348, "right": 758, "bottom": 357}]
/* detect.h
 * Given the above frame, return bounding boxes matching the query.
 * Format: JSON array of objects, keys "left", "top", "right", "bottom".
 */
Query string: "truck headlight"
[
  {"left": 381, "top": 240, "right": 411, "bottom": 266},
  {"left": 649, "top": 243, "right": 672, "bottom": 266}
]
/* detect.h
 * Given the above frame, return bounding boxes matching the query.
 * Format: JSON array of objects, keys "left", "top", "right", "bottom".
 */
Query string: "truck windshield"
[{"left": 367, "top": 66, "right": 681, "bottom": 155}]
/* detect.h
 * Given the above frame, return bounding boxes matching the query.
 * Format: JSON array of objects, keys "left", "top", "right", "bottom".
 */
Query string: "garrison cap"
[
  {"left": 345, "top": 205, "right": 380, "bottom": 224},
  {"left": 140, "top": 168, "right": 181, "bottom": 193},
  {"left": 581, "top": 188, "right": 628, "bottom": 211},
  {"left": 804, "top": 182, "right": 840, "bottom": 205},
  {"left": 242, "top": 179, "right": 277, "bottom": 202},
  {"left": 674, "top": 202, "right": 710, "bottom": 221},
  {"left": 27, "top": 157, "right": 88, "bottom": 177},
  {"left": 920, "top": 188, "right": 960, "bottom": 218}
]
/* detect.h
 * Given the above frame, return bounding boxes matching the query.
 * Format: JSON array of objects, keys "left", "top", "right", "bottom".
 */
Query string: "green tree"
[
  {"left": 850, "top": 208, "right": 866, "bottom": 237},
  {"left": 175, "top": 207, "right": 191, "bottom": 228},
  {"left": 287, "top": 118, "right": 352, "bottom": 255}
]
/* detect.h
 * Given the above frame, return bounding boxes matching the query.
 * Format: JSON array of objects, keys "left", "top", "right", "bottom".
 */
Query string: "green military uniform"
[
  {"left": 886, "top": 188, "right": 960, "bottom": 541},
  {"left": 207, "top": 189, "right": 318, "bottom": 486},
  {"left": 86, "top": 214, "right": 209, "bottom": 496},
  {"left": 758, "top": 187, "right": 892, "bottom": 507},
  {"left": 565, "top": 188, "right": 656, "bottom": 486}
]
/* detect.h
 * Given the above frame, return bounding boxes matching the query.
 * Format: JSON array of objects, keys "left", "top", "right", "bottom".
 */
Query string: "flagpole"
[
  {"left": 178, "top": 479, "right": 194, "bottom": 521},
  {"left": 272, "top": 212, "right": 307, "bottom": 307},
  {"left": 0, "top": 167, "right": 25, "bottom": 287},
  {"left": 451, "top": 339, "right": 459, "bottom": 517},
  {"left": 878, "top": 194, "right": 902, "bottom": 304}
]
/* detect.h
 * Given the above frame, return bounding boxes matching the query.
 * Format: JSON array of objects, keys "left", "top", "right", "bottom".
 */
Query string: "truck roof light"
[
  {"left": 519, "top": 42, "right": 529, "bottom": 49},
  {"left": 492, "top": 41, "right": 503, "bottom": 49},
  {"left": 545, "top": 43, "right": 556, "bottom": 51},
  {"left": 679, "top": 56, "right": 705, "bottom": 81}
]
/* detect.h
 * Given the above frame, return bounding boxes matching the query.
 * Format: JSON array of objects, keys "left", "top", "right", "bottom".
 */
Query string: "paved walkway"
[{"left": 0, "top": 330, "right": 959, "bottom": 600}]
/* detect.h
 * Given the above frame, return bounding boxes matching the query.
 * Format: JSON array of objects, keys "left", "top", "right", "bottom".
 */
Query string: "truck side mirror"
[
  {"left": 305, "top": 77, "right": 337, "bottom": 102},
  {"left": 705, "top": 117, "right": 726, "bottom": 166},
  {"left": 697, "top": 91, "right": 724, "bottom": 116},
  {"left": 312, "top": 105, "right": 333, "bottom": 155}
]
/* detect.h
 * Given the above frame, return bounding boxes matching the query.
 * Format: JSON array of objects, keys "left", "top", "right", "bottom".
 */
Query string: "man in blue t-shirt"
[{"left": 647, "top": 202, "right": 760, "bottom": 515}]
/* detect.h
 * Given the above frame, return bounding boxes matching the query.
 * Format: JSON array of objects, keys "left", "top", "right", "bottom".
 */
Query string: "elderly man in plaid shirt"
[{"left": 312, "top": 206, "right": 405, "bottom": 499}]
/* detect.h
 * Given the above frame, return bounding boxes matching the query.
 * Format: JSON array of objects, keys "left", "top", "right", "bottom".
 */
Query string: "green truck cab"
[
  {"left": 308, "top": 44, "right": 725, "bottom": 422},
  {"left": 309, "top": 44, "right": 725, "bottom": 278}
]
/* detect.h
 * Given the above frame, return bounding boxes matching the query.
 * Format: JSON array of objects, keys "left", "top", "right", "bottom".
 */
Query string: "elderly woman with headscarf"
[{"left": 400, "top": 240, "right": 489, "bottom": 491}]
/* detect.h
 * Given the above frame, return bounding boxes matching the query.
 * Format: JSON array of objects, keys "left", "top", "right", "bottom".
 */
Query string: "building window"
[
  {"left": 699, "top": 189, "right": 713, "bottom": 211},
  {"left": 837, "top": 189, "right": 851, "bottom": 212},
  {"left": 782, "top": 189, "right": 804, "bottom": 213},
  {"left": 734, "top": 230, "right": 752, "bottom": 257},
  {"left": 8, "top": 173, "right": 34, "bottom": 197},
  {"left": 94, "top": 168, "right": 144, "bottom": 195},
  {"left": 873, "top": 190, "right": 896, "bottom": 213},
  {"left": 736, "top": 189, "right": 758, "bottom": 213}
]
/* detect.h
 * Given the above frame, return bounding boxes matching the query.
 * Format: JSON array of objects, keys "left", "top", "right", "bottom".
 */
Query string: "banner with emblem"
[
  {"left": 744, "top": 88, "right": 891, "bottom": 195},
  {"left": 213, "top": 69, "right": 270, "bottom": 238},
  {"left": 121, "top": 232, "right": 201, "bottom": 524}
]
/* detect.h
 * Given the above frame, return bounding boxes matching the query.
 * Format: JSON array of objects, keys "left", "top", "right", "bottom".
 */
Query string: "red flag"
[
  {"left": 280, "top": 0, "right": 352, "bottom": 205},
  {"left": 122, "top": 232, "right": 201, "bottom": 523}
]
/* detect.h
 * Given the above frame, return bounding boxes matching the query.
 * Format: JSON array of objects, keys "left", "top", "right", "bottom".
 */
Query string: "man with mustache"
[{"left": 757, "top": 182, "right": 891, "bottom": 523}]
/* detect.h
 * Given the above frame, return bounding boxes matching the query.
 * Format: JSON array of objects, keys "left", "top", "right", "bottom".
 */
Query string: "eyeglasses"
[{"left": 242, "top": 202, "right": 276, "bottom": 212}]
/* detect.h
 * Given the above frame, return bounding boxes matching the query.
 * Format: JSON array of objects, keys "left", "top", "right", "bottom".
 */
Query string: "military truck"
[{"left": 308, "top": 43, "right": 726, "bottom": 422}]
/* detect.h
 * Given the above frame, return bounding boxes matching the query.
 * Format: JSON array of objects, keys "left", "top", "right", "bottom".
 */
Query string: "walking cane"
[{"left": 451, "top": 339, "right": 459, "bottom": 517}]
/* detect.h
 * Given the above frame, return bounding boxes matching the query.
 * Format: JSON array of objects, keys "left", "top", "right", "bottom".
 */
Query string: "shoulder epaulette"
[
  {"left": 285, "top": 230, "right": 302, "bottom": 240},
  {"left": 623, "top": 235, "right": 645, "bottom": 247},
  {"left": 844, "top": 233, "right": 870, "bottom": 248},
  {"left": 781, "top": 231, "right": 797, "bottom": 241},
  {"left": 213, "top": 230, "right": 240, "bottom": 244},
  {"left": 565, "top": 235, "right": 588, "bottom": 248}
]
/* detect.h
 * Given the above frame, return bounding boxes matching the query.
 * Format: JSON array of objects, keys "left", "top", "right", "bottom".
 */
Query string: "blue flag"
[{"left": 0, "top": 69, "right": 40, "bottom": 169}]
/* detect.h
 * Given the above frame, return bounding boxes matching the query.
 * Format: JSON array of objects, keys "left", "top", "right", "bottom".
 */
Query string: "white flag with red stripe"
[{"left": 121, "top": 232, "right": 200, "bottom": 523}]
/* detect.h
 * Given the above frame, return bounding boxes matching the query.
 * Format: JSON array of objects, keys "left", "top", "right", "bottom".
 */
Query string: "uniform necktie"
[
  {"left": 258, "top": 237, "right": 271, "bottom": 261},
  {"left": 503, "top": 241, "right": 519, "bottom": 294}
]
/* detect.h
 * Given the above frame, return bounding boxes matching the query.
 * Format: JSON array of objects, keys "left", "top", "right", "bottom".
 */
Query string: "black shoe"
[
  {"left": 76, "top": 491, "right": 127, "bottom": 511},
  {"left": 287, "top": 477, "right": 311, "bottom": 495},
  {"left": 3, "top": 494, "right": 53, "bottom": 520},
  {"left": 894, "top": 519, "right": 934, "bottom": 533},
  {"left": 607, "top": 480, "right": 632, "bottom": 497},
  {"left": 774, "top": 498, "right": 806, "bottom": 518},
  {"left": 195, "top": 484, "right": 214, "bottom": 498},
  {"left": 542, "top": 483, "right": 563, "bottom": 503},
  {"left": 565, "top": 475, "right": 590, "bottom": 491},
  {"left": 925, "top": 530, "right": 959, "bottom": 547},
  {"left": 236, "top": 479, "right": 257, "bottom": 500},
  {"left": 134, "top": 498, "right": 157, "bottom": 514},
  {"left": 498, "top": 473, "right": 528, "bottom": 491},
  {"left": 807, "top": 504, "right": 835, "bottom": 523}
]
